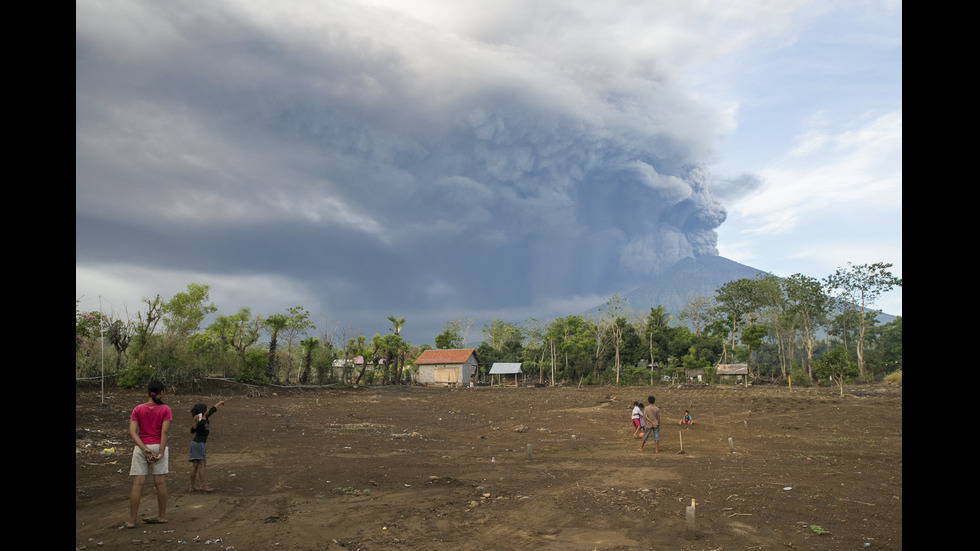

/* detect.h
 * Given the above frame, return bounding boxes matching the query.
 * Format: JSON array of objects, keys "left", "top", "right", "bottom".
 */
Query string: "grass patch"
[
  {"left": 334, "top": 487, "right": 371, "bottom": 496},
  {"left": 323, "top": 424, "right": 375, "bottom": 434}
]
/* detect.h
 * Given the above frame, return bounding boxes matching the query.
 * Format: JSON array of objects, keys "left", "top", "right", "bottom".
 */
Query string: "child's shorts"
[
  {"left": 632, "top": 419, "right": 640, "bottom": 427},
  {"left": 188, "top": 441, "right": 207, "bottom": 462},
  {"left": 130, "top": 444, "right": 169, "bottom": 476}
]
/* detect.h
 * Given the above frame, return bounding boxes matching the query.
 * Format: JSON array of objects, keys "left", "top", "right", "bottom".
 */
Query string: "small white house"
[
  {"left": 415, "top": 348, "right": 479, "bottom": 386},
  {"left": 489, "top": 362, "right": 524, "bottom": 386}
]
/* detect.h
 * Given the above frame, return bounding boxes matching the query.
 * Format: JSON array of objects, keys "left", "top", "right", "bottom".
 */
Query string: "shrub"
[
  {"left": 236, "top": 348, "right": 269, "bottom": 384},
  {"left": 883, "top": 369, "right": 902, "bottom": 386},
  {"left": 118, "top": 362, "right": 155, "bottom": 388},
  {"left": 788, "top": 366, "right": 813, "bottom": 387},
  {"left": 621, "top": 365, "right": 649, "bottom": 385},
  {"left": 702, "top": 366, "right": 718, "bottom": 384}
]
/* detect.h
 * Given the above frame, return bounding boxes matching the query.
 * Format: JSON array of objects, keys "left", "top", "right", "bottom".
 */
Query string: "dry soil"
[{"left": 76, "top": 380, "right": 902, "bottom": 550}]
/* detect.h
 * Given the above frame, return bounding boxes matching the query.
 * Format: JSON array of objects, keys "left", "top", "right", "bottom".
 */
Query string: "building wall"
[{"left": 417, "top": 357, "right": 478, "bottom": 385}]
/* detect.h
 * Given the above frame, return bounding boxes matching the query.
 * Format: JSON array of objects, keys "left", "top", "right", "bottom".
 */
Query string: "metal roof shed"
[
  {"left": 717, "top": 363, "right": 749, "bottom": 387},
  {"left": 489, "top": 362, "right": 525, "bottom": 387}
]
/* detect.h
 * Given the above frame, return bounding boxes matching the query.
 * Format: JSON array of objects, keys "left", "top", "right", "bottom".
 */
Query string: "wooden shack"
[{"left": 717, "top": 363, "right": 749, "bottom": 385}]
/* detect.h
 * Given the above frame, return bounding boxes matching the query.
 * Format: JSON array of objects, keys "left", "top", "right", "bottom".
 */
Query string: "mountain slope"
[
  {"left": 602, "top": 255, "right": 895, "bottom": 325},
  {"left": 616, "top": 255, "right": 766, "bottom": 318}
]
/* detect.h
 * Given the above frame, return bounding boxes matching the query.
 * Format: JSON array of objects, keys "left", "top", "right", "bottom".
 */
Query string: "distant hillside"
[
  {"left": 589, "top": 255, "right": 896, "bottom": 325},
  {"left": 614, "top": 255, "right": 765, "bottom": 318}
]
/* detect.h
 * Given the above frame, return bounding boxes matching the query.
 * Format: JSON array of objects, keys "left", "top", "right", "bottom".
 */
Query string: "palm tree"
[
  {"left": 264, "top": 314, "right": 290, "bottom": 382},
  {"left": 299, "top": 336, "right": 320, "bottom": 385},
  {"left": 387, "top": 316, "right": 405, "bottom": 335},
  {"left": 387, "top": 316, "right": 407, "bottom": 383},
  {"left": 645, "top": 306, "right": 672, "bottom": 384}
]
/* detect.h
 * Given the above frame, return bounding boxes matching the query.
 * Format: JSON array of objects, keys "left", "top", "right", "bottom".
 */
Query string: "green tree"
[
  {"left": 741, "top": 324, "right": 768, "bottom": 371},
  {"left": 594, "top": 295, "right": 628, "bottom": 384},
  {"left": 347, "top": 335, "right": 369, "bottom": 385},
  {"left": 435, "top": 319, "right": 464, "bottom": 349},
  {"left": 688, "top": 330, "right": 724, "bottom": 373},
  {"left": 643, "top": 306, "right": 672, "bottom": 384},
  {"left": 238, "top": 347, "right": 268, "bottom": 384},
  {"left": 828, "top": 308, "right": 873, "bottom": 362},
  {"left": 782, "top": 274, "right": 829, "bottom": 380},
  {"left": 263, "top": 314, "right": 290, "bottom": 382},
  {"left": 386, "top": 316, "right": 408, "bottom": 383},
  {"left": 376, "top": 333, "right": 407, "bottom": 384},
  {"left": 584, "top": 318, "right": 612, "bottom": 382},
  {"left": 814, "top": 346, "right": 859, "bottom": 396},
  {"left": 714, "top": 279, "right": 755, "bottom": 364},
  {"left": 299, "top": 336, "right": 320, "bottom": 385},
  {"left": 520, "top": 318, "right": 549, "bottom": 384},
  {"left": 483, "top": 319, "right": 522, "bottom": 353},
  {"left": 205, "top": 307, "right": 262, "bottom": 372},
  {"left": 824, "top": 262, "right": 902, "bottom": 377},
  {"left": 746, "top": 274, "right": 782, "bottom": 378},
  {"left": 189, "top": 331, "right": 235, "bottom": 377},
  {"left": 388, "top": 316, "right": 405, "bottom": 336},
  {"left": 131, "top": 294, "right": 164, "bottom": 369},
  {"left": 279, "top": 306, "right": 315, "bottom": 383},
  {"left": 75, "top": 304, "right": 104, "bottom": 376},
  {"left": 681, "top": 346, "right": 710, "bottom": 372},
  {"left": 545, "top": 315, "right": 590, "bottom": 385},
  {"left": 162, "top": 283, "right": 217, "bottom": 339},
  {"left": 107, "top": 317, "right": 133, "bottom": 372},
  {"left": 339, "top": 337, "right": 357, "bottom": 384},
  {"left": 871, "top": 316, "right": 902, "bottom": 374},
  {"left": 715, "top": 276, "right": 780, "bottom": 378}
]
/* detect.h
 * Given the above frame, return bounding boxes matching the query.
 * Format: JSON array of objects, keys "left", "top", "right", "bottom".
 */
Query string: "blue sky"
[{"left": 76, "top": 0, "right": 902, "bottom": 346}]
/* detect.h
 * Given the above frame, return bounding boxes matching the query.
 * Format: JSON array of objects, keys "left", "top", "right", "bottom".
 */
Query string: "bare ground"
[{"left": 76, "top": 381, "right": 902, "bottom": 550}]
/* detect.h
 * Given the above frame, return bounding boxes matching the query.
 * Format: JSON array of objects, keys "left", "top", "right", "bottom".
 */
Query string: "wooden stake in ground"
[
  {"left": 678, "top": 431, "right": 685, "bottom": 454},
  {"left": 686, "top": 499, "right": 697, "bottom": 538}
]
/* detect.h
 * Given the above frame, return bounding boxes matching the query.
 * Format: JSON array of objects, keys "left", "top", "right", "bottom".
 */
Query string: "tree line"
[{"left": 76, "top": 262, "right": 901, "bottom": 390}]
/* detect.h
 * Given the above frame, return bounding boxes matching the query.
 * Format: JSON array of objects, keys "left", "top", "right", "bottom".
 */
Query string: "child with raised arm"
[{"left": 189, "top": 399, "right": 226, "bottom": 492}]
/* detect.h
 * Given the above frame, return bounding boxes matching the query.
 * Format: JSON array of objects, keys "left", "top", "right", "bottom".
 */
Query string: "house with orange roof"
[{"left": 414, "top": 348, "right": 479, "bottom": 386}]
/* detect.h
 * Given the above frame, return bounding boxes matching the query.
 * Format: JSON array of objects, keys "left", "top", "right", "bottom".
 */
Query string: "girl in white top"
[{"left": 631, "top": 402, "right": 643, "bottom": 438}]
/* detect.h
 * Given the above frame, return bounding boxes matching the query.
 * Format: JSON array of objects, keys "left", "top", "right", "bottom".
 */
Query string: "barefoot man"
[{"left": 637, "top": 395, "right": 660, "bottom": 453}]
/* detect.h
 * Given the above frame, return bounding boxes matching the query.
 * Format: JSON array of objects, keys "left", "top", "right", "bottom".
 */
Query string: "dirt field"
[{"left": 76, "top": 381, "right": 902, "bottom": 550}]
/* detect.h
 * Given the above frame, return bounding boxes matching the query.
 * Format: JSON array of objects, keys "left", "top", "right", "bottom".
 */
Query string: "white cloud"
[{"left": 725, "top": 111, "right": 901, "bottom": 234}]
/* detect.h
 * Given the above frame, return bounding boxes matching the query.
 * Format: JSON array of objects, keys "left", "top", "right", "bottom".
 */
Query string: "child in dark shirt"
[{"left": 189, "top": 399, "right": 226, "bottom": 492}]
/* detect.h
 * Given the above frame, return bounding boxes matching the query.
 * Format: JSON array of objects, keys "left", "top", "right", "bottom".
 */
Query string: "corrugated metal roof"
[
  {"left": 415, "top": 348, "right": 476, "bottom": 365},
  {"left": 717, "top": 363, "right": 748, "bottom": 375},
  {"left": 489, "top": 362, "right": 523, "bottom": 374}
]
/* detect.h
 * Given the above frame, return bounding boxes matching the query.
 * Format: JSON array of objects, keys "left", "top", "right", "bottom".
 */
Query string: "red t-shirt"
[{"left": 130, "top": 402, "right": 173, "bottom": 445}]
